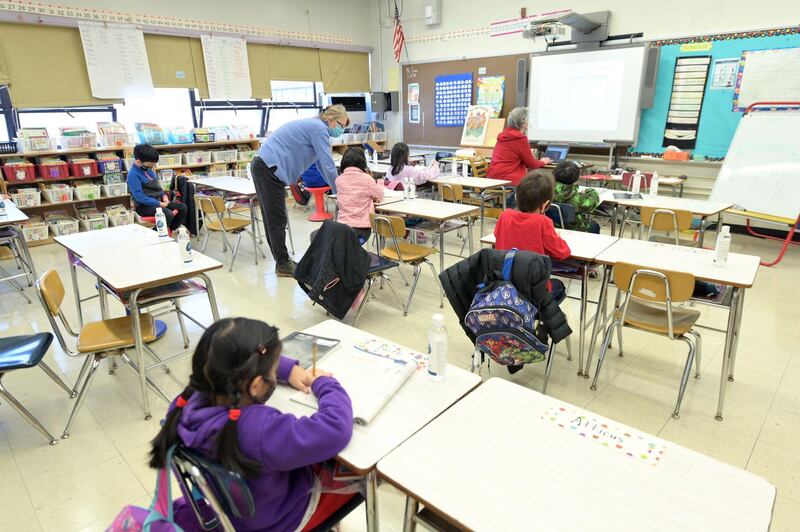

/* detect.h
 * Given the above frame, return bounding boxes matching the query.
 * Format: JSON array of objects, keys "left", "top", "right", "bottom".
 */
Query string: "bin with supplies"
[
  {"left": 78, "top": 212, "right": 109, "bottom": 231},
  {"left": 74, "top": 184, "right": 102, "bottom": 201},
  {"left": 46, "top": 215, "right": 80, "bottom": 236},
  {"left": 37, "top": 162, "right": 69, "bottom": 180},
  {"left": 68, "top": 160, "right": 98, "bottom": 177},
  {"left": 9, "top": 188, "right": 41, "bottom": 208},
  {"left": 42, "top": 185, "right": 74, "bottom": 204},
  {"left": 18, "top": 218, "right": 49, "bottom": 242},
  {"left": 101, "top": 183, "right": 128, "bottom": 197},
  {"left": 211, "top": 149, "right": 238, "bottom": 163},
  {"left": 158, "top": 154, "right": 183, "bottom": 167},
  {"left": 2, "top": 162, "right": 36, "bottom": 183},
  {"left": 106, "top": 207, "right": 134, "bottom": 227},
  {"left": 184, "top": 151, "right": 212, "bottom": 165},
  {"left": 97, "top": 157, "right": 122, "bottom": 174}
]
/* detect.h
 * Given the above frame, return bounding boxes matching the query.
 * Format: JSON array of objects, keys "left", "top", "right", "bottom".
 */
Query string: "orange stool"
[{"left": 306, "top": 186, "right": 333, "bottom": 222}]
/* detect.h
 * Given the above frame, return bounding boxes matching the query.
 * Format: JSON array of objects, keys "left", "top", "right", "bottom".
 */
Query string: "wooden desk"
[
  {"left": 269, "top": 319, "right": 481, "bottom": 532},
  {"left": 432, "top": 174, "right": 512, "bottom": 235},
  {"left": 376, "top": 198, "right": 479, "bottom": 272},
  {"left": 480, "top": 229, "right": 619, "bottom": 375},
  {"left": 591, "top": 238, "right": 760, "bottom": 421},
  {"left": 79, "top": 242, "right": 222, "bottom": 420},
  {"left": 379, "top": 378, "right": 775, "bottom": 532}
]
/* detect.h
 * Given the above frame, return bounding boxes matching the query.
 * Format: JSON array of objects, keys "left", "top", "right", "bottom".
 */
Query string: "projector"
[{"left": 522, "top": 23, "right": 561, "bottom": 38}]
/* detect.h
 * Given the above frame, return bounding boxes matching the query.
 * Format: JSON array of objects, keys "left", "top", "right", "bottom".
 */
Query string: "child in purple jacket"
[{"left": 148, "top": 317, "right": 354, "bottom": 531}]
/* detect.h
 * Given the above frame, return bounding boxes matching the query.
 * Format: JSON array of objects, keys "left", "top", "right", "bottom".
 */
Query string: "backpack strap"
[{"left": 501, "top": 249, "right": 517, "bottom": 282}]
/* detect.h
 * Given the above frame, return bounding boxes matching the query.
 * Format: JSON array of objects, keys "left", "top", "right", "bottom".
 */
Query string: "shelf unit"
[{"left": 0, "top": 138, "right": 261, "bottom": 246}]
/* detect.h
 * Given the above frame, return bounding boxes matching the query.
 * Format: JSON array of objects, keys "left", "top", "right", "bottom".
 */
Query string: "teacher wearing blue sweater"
[{"left": 252, "top": 104, "right": 350, "bottom": 277}]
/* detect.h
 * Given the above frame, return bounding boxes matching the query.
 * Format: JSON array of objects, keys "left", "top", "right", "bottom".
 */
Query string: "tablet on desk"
[{"left": 613, "top": 192, "right": 643, "bottom": 200}]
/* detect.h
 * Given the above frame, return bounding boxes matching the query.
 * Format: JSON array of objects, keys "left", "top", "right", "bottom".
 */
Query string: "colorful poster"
[
  {"left": 434, "top": 73, "right": 473, "bottom": 127},
  {"left": 407, "top": 82, "right": 420, "bottom": 104},
  {"left": 460, "top": 105, "right": 492, "bottom": 146},
  {"left": 476, "top": 75, "right": 505, "bottom": 117},
  {"left": 710, "top": 58, "right": 738, "bottom": 90},
  {"left": 408, "top": 104, "right": 420, "bottom": 124}
]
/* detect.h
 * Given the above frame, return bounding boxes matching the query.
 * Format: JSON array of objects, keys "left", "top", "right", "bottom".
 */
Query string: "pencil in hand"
[{"left": 311, "top": 340, "right": 317, "bottom": 377}]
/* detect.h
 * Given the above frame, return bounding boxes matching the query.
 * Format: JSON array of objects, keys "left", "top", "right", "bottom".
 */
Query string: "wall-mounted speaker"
[
  {"left": 640, "top": 45, "right": 660, "bottom": 109},
  {"left": 516, "top": 58, "right": 529, "bottom": 108}
]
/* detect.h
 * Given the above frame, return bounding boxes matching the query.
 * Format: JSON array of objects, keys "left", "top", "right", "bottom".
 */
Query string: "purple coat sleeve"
[
  {"left": 259, "top": 376, "right": 353, "bottom": 471},
  {"left": 277, "top": 355, "right": 298, "bottom": 383}
]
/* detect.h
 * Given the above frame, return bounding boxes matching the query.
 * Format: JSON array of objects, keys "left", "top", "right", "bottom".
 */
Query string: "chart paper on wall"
[
  {"left": 201, "top": 35, "right": 252, "bottom": 100},
  {"left": 733, "top": 47, "right": 800, "bottom": 111},
  {"left": 78, "top": 21, "right": 154, "bottom": 98}
]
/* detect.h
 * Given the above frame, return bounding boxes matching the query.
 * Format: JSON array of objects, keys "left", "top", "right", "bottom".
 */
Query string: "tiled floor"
[{"left": 0, "top": 207, "right": 798, "bottom": 531}]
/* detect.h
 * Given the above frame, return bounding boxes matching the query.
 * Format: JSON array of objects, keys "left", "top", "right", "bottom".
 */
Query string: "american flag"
[{"left": 392, "top": 1, "right": 405, "bottom": 62}]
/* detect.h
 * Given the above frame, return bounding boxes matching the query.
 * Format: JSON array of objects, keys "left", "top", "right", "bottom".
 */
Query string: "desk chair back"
[
  {"left": 470, "top": 159, "right": 489, "bottom": 178},
  {"left": 621, "top": 171, "right": 654, "bottom": 192},
  {"left": 38, "top": 269, "right": 65, "bottom": 316},
  {"left": 615, "top": 262, "right": 695, "bottom": 310},
  {"left": 640, "top": 207, "right": 694, "bottom": 245},
  {"left": 546, "top": 202, "right": 577, "bottom": 229},
  {"left": 439, "top": 183, "right": 464, "bottom": 203}
]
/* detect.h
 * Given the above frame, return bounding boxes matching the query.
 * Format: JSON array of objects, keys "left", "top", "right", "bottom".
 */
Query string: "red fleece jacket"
[{"left": 487, "top": 127, "right": 545, "bottom": 185}]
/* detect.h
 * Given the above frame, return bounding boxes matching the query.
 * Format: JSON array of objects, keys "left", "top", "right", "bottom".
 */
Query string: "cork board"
[{"left": 402, "top": 54, "right": 528, "bottom": 147}]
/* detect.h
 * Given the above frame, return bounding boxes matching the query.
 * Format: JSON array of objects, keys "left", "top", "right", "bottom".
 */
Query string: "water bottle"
[
  {"left": 0, "top": 196, "right": 6, "bottom": 217},
  {"left": 155, "top": 207, "right": 169, "bottom": 238},
  {"left": 372, "top": 149, "right": 379, "bottom": 165},
  {"left": 650, "top": 171, "right": 660, "bottom": 195},
  {"left": 714, "top": 226, "right": 731, "bottom": 265},
  {"left": 427, "top": 313, "right": 448, "bottom": 380},
  {"left": 176, "top": 226, "right": 192, "bottom": 263},
  {"left": 409, "top": 179, "right": 416, "bottom": 199},
  {"left": 631, "top": 171, "right": 642, "bottom": 195},
  {"left": 462, "top": 160, "right": 469, "bottom": 177},
  {"left": 402, "top": 176, "right": 410, "bottom": 199}
]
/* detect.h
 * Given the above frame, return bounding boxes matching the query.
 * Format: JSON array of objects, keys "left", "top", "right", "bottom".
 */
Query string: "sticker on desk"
[
  {"left": 542, "top": 406, "right": 665, "bottom": 466},
  {"left": 353, "top": 338, "right": 427, "bottom": 371}
]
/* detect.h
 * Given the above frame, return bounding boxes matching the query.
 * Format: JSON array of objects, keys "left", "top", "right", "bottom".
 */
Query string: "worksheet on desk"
[{"left": 290, "top": 348, "right": 416, "bottom": 425}]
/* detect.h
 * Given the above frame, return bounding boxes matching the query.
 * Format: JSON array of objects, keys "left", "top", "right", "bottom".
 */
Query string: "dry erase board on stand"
[{"left": 710, "top": 110, "right": 800, "bottom": 220}]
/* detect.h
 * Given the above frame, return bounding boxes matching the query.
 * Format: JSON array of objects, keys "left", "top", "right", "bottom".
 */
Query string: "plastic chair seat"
[
  {"left": 0, "top": 245, "right": 14, "bottom": 260},
  {"left": 367, "top": 252, "right": 399, "bottom": 274},
  {"left": 381, "top": 242, "right": 436, "bottom": 263},
  {"left": 0, "top": 333, "right": 52, "bottom": 371},
  {"left": 616, "top": 299, "right": 701, "bottom": 336},
  {"left": 204, "top": 217, "right": 252, "bottom": 232},
  {"left": 78, "top": 314, "right": 157, "bottom": 353}
]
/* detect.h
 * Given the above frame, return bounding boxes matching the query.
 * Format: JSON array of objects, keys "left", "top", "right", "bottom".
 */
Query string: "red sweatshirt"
[
  {"left": 487, "top": 127, "right": 545, "bottom": 185},
  {"left": 494, "top": 209, "right": 571, "bottom": 261}
]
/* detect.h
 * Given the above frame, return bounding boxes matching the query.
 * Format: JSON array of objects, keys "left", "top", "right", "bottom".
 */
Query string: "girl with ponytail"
[{"left": 149, "top": 317, "right": 354, "bottom": 532}]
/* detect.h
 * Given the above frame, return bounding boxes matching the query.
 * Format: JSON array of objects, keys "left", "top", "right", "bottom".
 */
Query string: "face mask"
[{"left": 329, "top": 125, "right": 345, "bottom": 138}]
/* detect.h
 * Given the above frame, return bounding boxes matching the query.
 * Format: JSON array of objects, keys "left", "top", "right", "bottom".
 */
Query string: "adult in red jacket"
[{"left": 487, "top": 107, "right": 552, "bottom": 186}]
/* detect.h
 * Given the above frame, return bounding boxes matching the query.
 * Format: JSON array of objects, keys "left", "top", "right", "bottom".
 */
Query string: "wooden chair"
[
  {"left": 588, "top": 263, "right": 702, "bottom": 419},
  {"left": 197, "top": 195, "right": 265, "bottom": 272},
  {"left": 371, "top": 214, "right": 444, "bottom": 315},
  {"left": 470, "top": 158, "right": 489, "bottom": 178},
  {"left": 35, "top": 270, "right": 158, "bottom": 438},
  {"left": 640, "top": 207, "right": 697, "bottom": 247}
]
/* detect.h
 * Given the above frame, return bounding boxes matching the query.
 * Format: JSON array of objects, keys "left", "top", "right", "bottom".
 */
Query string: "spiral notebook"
[{"left": 289, "top": 345, "right": 418, "bottom": 425}]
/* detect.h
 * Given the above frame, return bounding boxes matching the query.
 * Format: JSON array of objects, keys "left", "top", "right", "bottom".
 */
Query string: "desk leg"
[
  {"left": 583, "top": 265, "right": 611, "bottom": 378},
  {"left": 610, "top": 205, "right": 618, "bottom": 237},
  {"left": 479, "top": 191, "right": 486, "bottom": 237},
  {"left": 403, "top": 496, "right": 419, "bottom": 532},
  {"left": 727, "top": 289, "right": 745, "bottom": 382},
  {"left": 366, "top": 470, "right": 379, "bottom": 532},
  {"left": 199, "top": 273, "right": 221, "bottom": 322},
  {"left": 578, "top": 263, "right": 589, "bottom": 373},
  {"left": 716, "top": 287, "right": 741, "bottom": 421},
  {"left": 130, "top": 289, "right": 151, "bottom": 420},
  {"left": 68, "top": 255, "right": 83, "bottom": 328},
  {"left": 439, "top": 223, "right": 445, "bottom": 274}
]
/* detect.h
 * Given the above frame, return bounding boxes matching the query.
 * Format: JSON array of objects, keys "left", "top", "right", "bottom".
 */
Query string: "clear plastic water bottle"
[
  {"left": 650, "top": 171, "right": 660, "bottom": 195},
  {"left": 0, "top": 196, "right": 7, "bottom": 217},
  {"left": 428, "top": 313, "right": 448, "bottom": 381},
  {"left": 714, "top": 226, "right": 731, "bottom": 265},
  {"left": 409, "top": 179, "right": 416, "bottom": 199},
  {"left": 631, "top": 171, "right": 642, "bottom": 195},
  {"left": 372, "top": 149, "right": 379, "bottom": 165},
  {"left": 176, "top": 226, "right": 192, "bottom": 263},
  {"left": 155, "top": 207, "right": 169, "bottom": 238}
]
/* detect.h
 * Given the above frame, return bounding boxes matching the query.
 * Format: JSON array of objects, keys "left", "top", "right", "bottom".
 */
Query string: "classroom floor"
[{"left": 0, "top": 206, "right": 798, "bottom": 531}]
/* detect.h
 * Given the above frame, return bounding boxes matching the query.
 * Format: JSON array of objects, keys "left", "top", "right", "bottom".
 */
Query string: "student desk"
[
  {"left": 480, "top": 230, "right": 619, "bottom": 375},
  {"left": 590, "top": 239, "right": 760, "bottom": 421},
  {"left": 269, "top": 319, "right": 482, "bottom": 532},
  {"left": 611, "top": 194, "right": 732, "bottom": 246},
  {"left": 191, "top": 175, "right": 293, "bottom": 257},
  {"left": 431, "top": 174, "right": 512, "bottom": 235},
  {"left": 580, "top": 174, "right": 687, "bottom": 197},
  {"left": 78, "top": 242, "right": 222, "bottom": 420},
  {"left": 376, "top": 198, "right": 479, "bottom": 273},
  {"left": 0, "top": 199, "right": 37, "bottom": 296},
  {"left": 55, "top": 224, "right": 166, "bottom": 327},
  {"left": 335, "top": 161, "right": 392, "bottom": 177},
  {"left": 378, "top": 377, "right": 775, "bottom": 532}
]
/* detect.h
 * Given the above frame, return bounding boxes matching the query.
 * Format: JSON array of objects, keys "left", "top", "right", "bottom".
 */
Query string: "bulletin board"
[
  {"left": 434, "top": 72, "right": 473, "bottom": 127},
  {"left": 402, "top": 53, "right": 528, "bottom": 147},
  {"left": 632, "top": 28, "right": 800, "bottom": 158}
]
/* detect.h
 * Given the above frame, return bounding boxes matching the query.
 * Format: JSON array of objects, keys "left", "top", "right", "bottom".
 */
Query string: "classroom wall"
[{"left": 374, "top": 0, "right": 800, "bottom": 145}]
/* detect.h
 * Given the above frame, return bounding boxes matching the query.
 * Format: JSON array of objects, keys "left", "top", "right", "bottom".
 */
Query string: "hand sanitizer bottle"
[
  {"left": 155, "top": 207, "right": 169, "bottom": 238},
  {"left": 714, "top": 226, "right": 731, "bottom": 265},
  {"left": 176, "top": 226, "right": 192, "bottom": 263},
  {"left": 631, "top": 171, "right": 642, "bottom": 195},
  {"left": 428, "top": 313, "right": 448, "bottom": 381},
  {"left": 650, "top": 171, "right": 660, "bottom": 195}
]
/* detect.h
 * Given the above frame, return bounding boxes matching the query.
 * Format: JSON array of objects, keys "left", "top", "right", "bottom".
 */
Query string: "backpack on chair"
[{"left": 464, "top": 249, "right": 550, "bottom": 366}]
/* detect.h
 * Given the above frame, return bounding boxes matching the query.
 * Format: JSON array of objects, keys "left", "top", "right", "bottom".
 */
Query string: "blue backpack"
[{"left": 464, "top": 249, "right": 549, "bottom": 366}]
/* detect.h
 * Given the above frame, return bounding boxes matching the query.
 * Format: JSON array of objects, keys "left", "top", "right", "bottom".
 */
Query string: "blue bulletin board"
[
  {"left": 434, "top": 72, "right": 473, "bottom": 127},
  {"left": 631, "top": 28, "right": 800, "bottom": 158}
]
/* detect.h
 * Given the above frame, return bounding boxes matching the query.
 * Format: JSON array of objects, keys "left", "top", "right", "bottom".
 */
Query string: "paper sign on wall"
[
  {"left": 710, "top": 58, "right": 739, "bottom": 90},
  {"left": 476, "top": 75, "right": 505, "bottom": 117},
  {"left": 407, "top": 83, "right": 420, "bottom": 104},
  {"left": 201, "top": 35, "right": 252, "bottom": 100},
  {"left": 78, "top": 21, "right": 154, "bottom": 98}
]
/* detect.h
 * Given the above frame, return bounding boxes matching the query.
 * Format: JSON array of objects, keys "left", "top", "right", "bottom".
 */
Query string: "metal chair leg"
[
  {"left": 424, "top": 259, "right": 444, "bottom": 308},
  {"left": 228, "top": 232, "right": 243, "bottom": 272},
  {"left": 542, "top": 343, "right": 557, "bottom": 395},
  {"left": 616, "top": 322, "right": 625, "bottom": 357},
  {"left": 591, "top": 322, "right": 618, "bottom": 390},
  {"left": 565, "top": 334, "right": 573, "bottom": 361},
  {"left": 63, "top": 354, "right": 102, "bottom": 439},
  {"left": 353, "top": 278, "right": 375, "bottom": 325},
  {"left": 174, "top": 298, "right": 190, "bottom": 350},
  {"left": 38, "top": 361, "right": 76, "bottom": 398},
  {"left": 72, "top": 354, "right": 93, "bottom": 395},
  {"left": 383, "top": 274, "right": 405, "bottom": 311},
  {"left": 0, "top": 377, "right": 59, "bottom": 445},
  {"left": 200, "top": 231, "right": 211, "bottom": 253},
  {"left": 686, "top": 329, "right": 702, "bottom": 378},
  {"left": 403, "top": 265, "right": 422, "bottom": 316},
  {"left": 673, "top": 336, "right": 697, "bottom": 419}
]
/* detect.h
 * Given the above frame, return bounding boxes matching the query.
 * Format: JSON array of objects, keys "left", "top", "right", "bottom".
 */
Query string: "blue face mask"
[{"left": 329, "top": 125, "right": 345, "bottom": 138}]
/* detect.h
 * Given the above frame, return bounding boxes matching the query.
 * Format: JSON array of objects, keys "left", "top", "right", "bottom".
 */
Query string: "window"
[
  {"left": 115, "top": 88, "right": 194, "bottom": 133},
  {"left": 265, "top": 108, "right": 321, "bottom": 134},
  {"left": 16, "top": 107, "right": 115, "bottom": 139},
  {"left": 200, "top": 108, "right": 265, "bottom": 136},
  {"left": 270, "top": 81, "right": 322, "bottom": 105}
]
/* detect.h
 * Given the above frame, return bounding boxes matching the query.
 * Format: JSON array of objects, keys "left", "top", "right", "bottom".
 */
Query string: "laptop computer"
[{"left": 544, "top": 145, "right": 570, "bottom": 162}]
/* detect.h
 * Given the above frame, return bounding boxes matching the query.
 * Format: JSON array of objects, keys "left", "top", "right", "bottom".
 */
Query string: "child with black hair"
[
  {"left": 335, "top": 147, "right": 384, "bottom": 243},
  {"left": 127, "top": 144, "right": 187, "bottom": 230},
  {"left": 385, "top": 142, "right": 439, "bottom": 186},
  {"left": 552, "top": 161, "right": 601, "bottom": 234},
  {"left": 149, "top": 317, "right": 354, "bottom": 531}
]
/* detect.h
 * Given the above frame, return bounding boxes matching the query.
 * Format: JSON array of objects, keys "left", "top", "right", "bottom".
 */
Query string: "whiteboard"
[
  {"left": 733, "top": 47, "right": 800, "bottom": 111},
  {"left": 78, "top": 21, "right": 154, "bottom": 98},
  {"left": 201, "top": 35, "right": 252, "bottom": 100},
  {"left": 528, "top": 46, "right": 647, "bottom": 144},
  {"left": 710, "top": 111, "right": 800, "bottom": 220}
]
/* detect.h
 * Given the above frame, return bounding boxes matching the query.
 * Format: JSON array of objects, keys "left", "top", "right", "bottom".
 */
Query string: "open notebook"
[{"left": 290, "top": 344, "right": 418, "bottom": 425}]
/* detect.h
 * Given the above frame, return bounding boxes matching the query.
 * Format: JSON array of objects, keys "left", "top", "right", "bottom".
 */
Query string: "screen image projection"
[{"left": 528, "top": 46, "right": 647, "bottom": 144}]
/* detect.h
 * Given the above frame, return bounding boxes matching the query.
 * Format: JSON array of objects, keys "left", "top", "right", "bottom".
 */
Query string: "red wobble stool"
[{"left": 305, "top": 186, "right": 333, "bottom": 222}]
